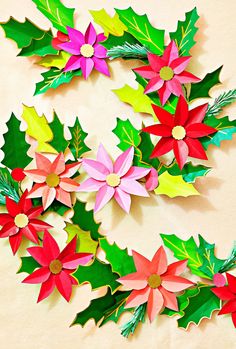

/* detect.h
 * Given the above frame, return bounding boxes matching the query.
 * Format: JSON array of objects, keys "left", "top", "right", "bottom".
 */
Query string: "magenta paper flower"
[
  {"left": 24, "top": 153, "right": 80, "bottom": 210},
  {"left": 119, "top": 247, "right": 194, "bottom": 322},
  {"left": 78, "top": 144, "right": 158, "bottom": 213},
  {"left": 58, "top": 23, "right": 110, "bottom": 79},
  {"left": 134, "top": 41, "right": 200, "bottom": 105}
]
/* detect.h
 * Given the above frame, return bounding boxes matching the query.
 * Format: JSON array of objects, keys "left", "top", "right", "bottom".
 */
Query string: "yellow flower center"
[
  {"left": 80, "top": 44, "right": 94, "bottom": 58},
  {"left": 49, "top": 259, "right": 63, "bottom": 275},
  {"left": 172, "top": 126, "right": 186, "bottom": 140},
  {"left": 106, "top": 173, "right": 121, "bottom": 187},
  {"left": 148, "top": 274, "right": 162, "bottom": 289},
  {"left": 159, "top": 66, "right": 174, "bottom": 81},
  {"left": 14, "top": 214, "right": 29, "bottom": 228},
  {"left": 46, "top": 173, "right": 60, "bottom": 188}
]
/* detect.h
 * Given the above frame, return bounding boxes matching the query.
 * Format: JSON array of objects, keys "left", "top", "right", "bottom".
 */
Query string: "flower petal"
[
  {"left": 151, "top": 137, "right": 174, "bottom": 158},
  {"left": 78, "top": 178, "right": 105, "bottom": 192},
  {"left": 186, "top": 104, "right": 208, "bottom": 125},
  {"left": 56, "top": 187, "right": 72, "bottom": 207},
  {"left": 21, "top": 224, "right": 39, "bottom": 244},
  {"left": 0, "top": 221, "right": 18, "bottom": 238},
  {"left": 184, "top": 137, "right": 208, "bottom": 160},
  {"left": 167, "top": 77, "right": 183, "bottom": 97},
  {"left": 9, "top": 233, "right": 22, "bottom": 255},
  {"left": 124, "top": 166, "right": 150, "bottom": 180},
  {"left": 142, "top": 124, "right": 172, "bottom": 137},
  {"left": 176, "top": 71, "right": 201, "bottom": 84},
  {"left": 0, "top": 214, "right": 12, "bottom": 226},
  {"left": 150, "top": 246, "right": 168, "bottom": 275},
  {"left": 164, "top": 260, "right": 188, "bottom": 276},
  {"left": 27, "top": 206, "right": 44, "bottom": 219},
  {"left": 19, "top": 190, "right": 32, "bottom": 213},
  {"left": 66, "top": 26, "right": 85, "bottom": 47},
  {"left": 114, "top": 187, "right": 131, "bottom": 213},
  {"left": 59, "top": 178, "right": 79, "bottom": 192},
  {"left": 163, "top": 41, "right": 179, "bottom": 64},
  {"left": 212, "top": 286, "right": 236, "bottom": 301},
  {"left": 96, "top": 144, "right": 113, "bottom": 172},
  {"left": 147, "top": 53, "right": 165, "bottom": 71},
  {"left": 62, "top": 253, "right": 93, "bottom": 269},
  {"left": 173, "top": 140, "right": 189, "bottom": 169},
  {"left": 145, "top": 168, "right": 158, "bottom": 191},
  {"left": 93, "top": 57, "right": 110, "bottom": 76},
  {"left": 6, "top": 197, "right": 21, "bottom": 216},
  {"left": 24, "top": 169, "right": 47, "bottom": 183},
  {"left": 147, "top": 288, "right": 164, "bottom": 322},
  {"left": 125, "top": 286, "right": 150, "bottom": 308},
  {"left": 120, "top": 178, "right": 149, "bottom": 197},
  {"left": 22, "top": 267, "right": 51, "bottom": 284},
  {"left": 118, "top": 272, "right": 148, "bottom": 290},
  {"left": 80, "top": 57, "right": 94, "bottom": 79},
  {"left": 186, "top": 123, "right": 216, "bottom": 138},
  {"left": 59, "top": 41, "right": 81, "bottom": 55},
  {"left": 35, "top": 153, "right": 51, "bottom": 171},
  {"left": 37, "top": 275, "right": 55, "bottom": 303},
  {"left": 42, "top": 187, "right": 56, "bottom": 210},
  {"left": 59, "top": 236, "right": 77, "bottom": 260},
  {"left": 232, "top": 312, "right": 236, "bottom": 328},
  {"left": 144, "top": 77, "right": 164, "bottom": 94},
  {"left": 134, "top": 65, "right": 157, "bottom": 79},
  {"left": 61, "top": 162, "right": 80, "bottom": 178},
  {"left": 64, "top": 56, "right": 81, "bottom": 72},
  {"left": 82, "top": 159, "right": 109, "bottom": 180},
  {"left": 161, "top": 275, "right": 194, "bottom": 292},
  {"left": 159, "top": 286, "right": 178, "bottom": 311},
  {"left": 43, "top": 231, "right": 60, "bottom": 261},
  {"left": 132, "top": 250, "right": 151, "bottom": 276},
  {"left": 96, "top": 33, "right": 106, "bottom": 43},
  {"left": 227, "top": 273, "right": 236, "bottom": 294},
  {"left": 114, "top": 147, "right": 134, "bottom": 177},
  {"left": 27, "top": 246, "right": 49, "bottom": 266},
  {"left": 94, "top": 44, "right": 107, "bottom": 58},
  {"left": 85, "top": 23, "right": 97, "bottom": 45},
  {"left": 30, "top": 219, "right": 52, "bottom": 231},
  {"left": 94, "top": 185, "right": 115, "bottom": 212},
  {"left": 174, "top": 95, "right": 189, "bottom": 126},
  {"left": 151, "top": 105, "right": 174, "bottom": 127},
  {"left": 27, "top": 184, "right": 47, "bottom": 199},
  {"left": 50, "top": 153, "right": 65, "bottom": 175},
  {"left": 158, "top": 84, "right": 172, "bottom": 105},
  {"left": 170, "top": 56, "right": 191, "bottom": 74},
  {"left": 219, "top": 299, "right": 236, "bottom": 315},
  {"left": 55, "top": 271, "right": 72, "bottom": 302}
]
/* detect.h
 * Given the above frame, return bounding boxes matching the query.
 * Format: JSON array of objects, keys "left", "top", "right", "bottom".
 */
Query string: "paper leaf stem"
[{"left": 0, "top": 168, "right": 20, "bottom": 204}]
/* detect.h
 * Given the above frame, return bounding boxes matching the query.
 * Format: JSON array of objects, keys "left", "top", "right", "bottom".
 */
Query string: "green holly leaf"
[
  {"left": 32, "top": 0, "right": 75, "bottom": 33},
  {"left": 160, "top": 234, "right": 207, "bottom": 278},
  {"left": 89, "top": 9, "right": 127, "bottom": 37},
  {"left": 73, "top": 258, "right": 120, "bottom": 293},
  {"left": 18, "top": 31, "right": 57, "bottom": 57},
  {"left": 115, "top": 7, "right": 165, "bottom": 55},
  {"left": 1, "top": 114, "right": 31, "bottom": 170},
  {"left": 201, "top": 115, "right": 236, "bottom": 149},
  {"left": 65, "top": 223, "right": 98, "bottom": 255},
  {"left": 197, "top": 235, "right": 225, "bottom": 279},
  {"left": 189, "top": 66, "right": 223, "bottom": 101},
  {"left": 71, "top": 289, "right": 130, "bottom": 327},
  {"left": 177, "top": 284, "right": 221, "bottom": 329},
  {"left": 0, "top": 167, "right": 20, "bottom": 204},
  {"left": 138, "top": 132, "right": 160, "bottom": 169},
  {"left": 68, "top": 118, "right": 91, "bottom": 160},
  {"left": 100, "top": 292, "right": 131, "bottom": 326},
  {"left": 48, "top": 112, "right": 68, "bottom": 152},
  {"left": 102, "top": 32, "right": 139, "bottom": 51},
  {"left": 100, "top": 238, "right": 136, "bottom": 277},
  {"left": 71, "top": 200, "right": 102, "bottom": 241},
  {"left": 0, "top": 17, "right": 45, "bottom": 48},
  {"left": 34, "top": 68, "right": 82, "bottom": 95},
  {"left": 17, "top": 256, "right": 40, "bottom": 274},
  {"left": 170, "top": 8, "right": 199, "bottom": 56}
]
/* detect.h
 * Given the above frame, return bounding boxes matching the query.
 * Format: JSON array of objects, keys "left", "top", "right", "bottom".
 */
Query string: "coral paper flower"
[
  {"left": 23, "top": 231, "right": 93, "bottom": 302},
  {"left": 78, "top": 145, "right": 157, "bottom": 213},
  {"left": 212, "top": 273, "right": 236, "bottom": 328},
  {"left": 134, "top": 41, "right": 200, "bottom": 105},
  {"left": 143, "top": 96, "right": 217, "bottom": 169},
  {"left": 58, "top": 23, "right": 110, "bottom": 79},
  {"left": 0, "top": 191, "right": 51, "bottom": 254},
  {"left": 118, "top": 247, "right": 194, "bottom": 322},
  {"left": 24, "top": 153, "right": 80, "bottom": 210}
]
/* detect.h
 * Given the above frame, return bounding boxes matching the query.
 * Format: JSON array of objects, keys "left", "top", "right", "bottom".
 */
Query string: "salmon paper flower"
[
  {"left": 134, "top": 41, "right": 200, "bottom": 105},
  {"left": 118, "top": 246, "right": 194, "bottom": 322},
  {"left": 24, "top": 153, "right": 80, "bottom": 210},
  {"left": 0, "top": 191, "right": 52, "bottom": 254},
  {"left": 143, "top": 96, "right": 217, "bottom": 169},
  {"left": 78, "top": 144, "right": 158, "bottom": 213},
  {"left": 58, "top": 23, "right": 110, "bottom": 79},
  {"left": 212, "top": 273, "right": 236, "bottom": 328},
  {"left": 23, "top": 231, "right": 93, "bottom": 302}
]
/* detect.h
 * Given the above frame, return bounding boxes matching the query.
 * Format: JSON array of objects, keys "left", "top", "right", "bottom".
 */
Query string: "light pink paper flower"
[
  {"left": 58, "top": 23, "right": 110, "bottom": 79},
  {"left": 78, "top": 145, "right": 158, "bottom": 213},
  {"left": 134, "top": 41, "right": 200, "bottom": 105},
  {"left": 119, "top": 247, "right": 194, "bottom": 322},
  {"left": 24, "top": 153, "right": 80, "bottom": 210}
]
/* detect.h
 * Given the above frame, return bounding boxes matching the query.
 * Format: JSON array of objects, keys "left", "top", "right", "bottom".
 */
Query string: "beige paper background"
[{"left": 0, "top": 0, "right": 236, "bottom": 348}]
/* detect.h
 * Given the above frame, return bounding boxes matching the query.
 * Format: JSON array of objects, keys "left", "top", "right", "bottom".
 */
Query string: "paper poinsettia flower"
[
  {"left": 58, "top": 23, "right": 110, "bottom": 79},
  {"left": 134, "top": 41, "right": 200, "bottom": 105},
  {"left": 143, "top": 96, "right": 217, "bottom": 169},
  {"left": 78, "top": 144, "right": 158, "bottom": 213},
  {"left": 52, "top": 31, "right": 69, "bottom": 50},
  {"left": 0, "top": 191, "right": 51, "bottom": 254},
  {"left": 212, "top": 273, "right": 236, "bottom": 328},
  {"left": 23, "top": 231, "right": 93, "bottom": 302},
  {"left": 118, "top": 246, "right": 194, "bottom": 322},
  {"left": 24, "top": 153, "right": 80, "bottom": 210}
]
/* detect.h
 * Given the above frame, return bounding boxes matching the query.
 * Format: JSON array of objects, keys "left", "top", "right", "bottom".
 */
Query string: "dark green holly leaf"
[
  {"left": 0, "top": 17, "right": 45, "bottom": 48},
  {"left": 138, "top": 132, "right": 160, "bottom": 169},
  {"left": 170, "top": 8, "right": 199, "bottom": 56},
  {"left": 100, "top": 292, "right": 131, "bottom": 326},
  {"left": 100, "top": 238, "right": 136, "bottom": 277},
  {"left": 73, "top": 258, "right": 120, "bottom": 293},
  {"left": 0, "top": 167, "right": 20, "bottom": 204},
  {"left": 18, "top": 31, "right": 57, "bottom": 57},
  {"left": 17, "top": 256, "right": 40, "bottom": 274},
  {"left": 68, "top": 118, "right": 91, "bottom": 159},
  {"left": 116, "top": 7, "right": 164, "bottom": 55},
  {"left": 72, "top": 200, "right": 102, "bottom": 241},
  {"left": 49, "top": 112, "right": 68, "bottom": 152},
  {"left": 32, "top": 0, "right": 75, "bottom": 33},
  {"left": 34, "top": 68, "right": 82, "bottom": 95},
  {"left": 189, "top": 66, "right": 222, "bottom": 101},
  {"left": 1, "top": 114, "right": 31, "bottom": 170}
]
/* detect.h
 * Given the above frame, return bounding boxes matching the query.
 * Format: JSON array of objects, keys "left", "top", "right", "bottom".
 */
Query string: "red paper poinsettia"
[
  {"left": 0, "top": 191, "right": 51, "bottom": 254},
  {"left": 212, "top": 273, "right": 236, "bottom": 328},
  {"left": 52, "top": 31, "right": 69, "bottom": 50},
  {"left": 22, "top": 231, "right": 93, "bottom": 302},
  {"left": 143, "top": 96, "right": 217, "bottom": 169}
]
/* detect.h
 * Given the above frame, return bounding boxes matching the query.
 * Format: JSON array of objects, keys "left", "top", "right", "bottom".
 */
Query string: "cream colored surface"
[{"left": 0, "top": 0, "right": 236, "bottom": 348}]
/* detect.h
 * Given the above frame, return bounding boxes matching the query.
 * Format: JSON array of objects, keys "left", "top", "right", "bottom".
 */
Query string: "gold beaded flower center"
[
  {"left": 80, "top": 44, "right": 94, "bottom": 58},
  {"left": 148, "top": 274, "right": 162, "bottom": 289},
  {"left": 14, "top": 214, "right": 29, "bottom": 228},
  {"left": 46, "top": 173, "right": 60, "bottom": 188},
  {"left": 49, "top": 259, "right": 63, "bottom": 274},
  {"left": 172, "top": 126, "right": 186, "bottom": 140}
]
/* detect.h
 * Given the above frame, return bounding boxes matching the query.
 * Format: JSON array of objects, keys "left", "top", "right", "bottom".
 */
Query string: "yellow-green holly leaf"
[
  {"left": 38, "top": 51, "right": 71, "bottom": 70},
  {"left": 89, "top": 9, "right": 127, "bottom": 37},
  {"left": 155, "top": 171, "right": 199, "bottom": 198},
  {"left": 113, "top": 84, "right": 155, "bottom": 117},
  {"left": 65, "top": 223, "right": 98, "bottom": 255},
  {"left": 21, "top": 105, "right": 57, "bottom": 153}
]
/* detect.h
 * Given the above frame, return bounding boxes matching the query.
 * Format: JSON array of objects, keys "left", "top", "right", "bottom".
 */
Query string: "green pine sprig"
[
  {"left": 206, "top": 89, "right": 236, "bottom": 118},
  {"left": 219, "top": 243, "right": 236, "bottom": 273},
  {"left": 120, "top": 303, "right": 146, "bottom": 338},
  {"left": 107, "top": 42, "right": 148, "bottom": 60},
  {"left": 0, "top": 168, "right": 20, "bottom": 205}
]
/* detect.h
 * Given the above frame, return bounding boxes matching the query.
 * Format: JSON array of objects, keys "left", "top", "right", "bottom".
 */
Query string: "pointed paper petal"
[
  {"left": 42, "top": 187, "right": 56, "bottom": 210},
  {"left": 158, "top": 84, "right": 172, "bottom": 105},
  {"left": 147, "top": 288, "right": 164, "bottom": 322},
  {"left": 232, "top": 312, "right": 236, "bottom": 328},
  {"left": 114, "top": 147, "right": 134, "bottom": 177},
  {"left": 50, "top": 153, "right": 65, "bottom": 175},
  {"left": 94, "top": 44, "right": 107, "bottom": 58},
  {"left": 30, "top": 219, "right": 51, "bottom": 231},
  {"left": 55, "top": 271, "right": 72, "bottom": 302},
  {"left": 174, "top": 96, "right": 189, "bottom": 126},
  {"left": 82, "top": 159, "right": 109, "bottom": 180},
  {"left": 212, "top": 286, "right": 236, "bottom": 301},
  {"left": 161, "top": 275, "right": 194, "bottom": 292},
  {"left": 167, "top": 78, "right": 183, "bottom": 97},
  {"left": 187, "top": 104, "right": 208, "bottom": 125},
  {"left": 118, "top": 272, "right": 147, "bottom": 290},
  {"left": 27, "top": 206, "right": 43, "bottom": 219},
  {"left": 134, "top": 65, "right": 157, "bottom": 79},
  {"left": 151, "top": 105, "right": 174, "bottom": 127},
  {"left": 227, "top": 273, "right": 236, "bottom": 294},
  {"left": 177, "top": 71, "right": 200, "bottom": 84},
  {"left": 0, "top": 221, "right": 18, "bottom": 238},
  {"left": 170, "top": 56, "right": 191, "bottom": 74},
  {"left": 151, "top": 137, "right": 174, "bottom": 158},
  {"left": 164, "top": 260, "right": 188, "bottom": 276},
  {"left": 21, "top": 224, "right": 39, "bottom": 244},
  {"left": 173, "top": 140, "right": 189, "bottom": 169},
  {"left": 37, "top": 275, "right": 55, "bottom": 302},
  {"left": 96, "top": 33, "right": 106, "bottom": 42},
  {"left": 27, "top": 246, "right": 49, "bottom": 266},
  {"left": 120, "top": 179, "right": 149, "bottom": 197},
  {"left": 85, "top": 23, "right": 97, "bottom": 45},
  {"left": 35, "top": 153, "right": 51, "bottom": 171},
  {"left": 96, "top": 144, "right": 113, "bottom": 172},
  {"left": 145, "top": 77, "right": 164, "bottom": 94},
  {"left": 24, "top": 169, "right": 47, "bottom": 183},
  {"left": 160, "top": 286, "right": 178, "bottom": 311},
  {"left": 61, "top": 162, "right": 80, "bottom": 178},
  {"left": 43, "top": 231, "right": 60, "bottom": 261},
  {"left": 80, "top": 57, "right": 94, "bottom": 79},
  {"left": 67, "top": 26, "right": 85, "bottom": 47},
  {"left": 132, "top": 250, "right": 151, "bottom": 276},
  {"left": 78, "top": 178, "right": 104, "bottom": 192},
  {"left": 184, "top": 137, "right": 208, "bottom": 160},
  {"left": 6, "top": 197, "right": 21, "bottom": 216},
  {"left": 145, "top": 168, "right": 158, "bottom": 191},
  {"left": 124, "top": 166, "right": 150, "bottom": 180},
  {"left": 19, "top": 190, "right": 32, "bottom": 213},
  {"left": 186, "top": 123, "right": 216, "bottom": 138},
  {"left": 56, "top": 187, "right": 72, "bottom": 207},
  {"left": 147, "top": 53, "right": 165, "bottom": 71},
  {"left": 9, "top": 233, "right": 22, "bottom": 254},
  {"left": 0, "top": 214, "right": 12, "bottom": 225},
  {"left": 151, "top": 246, "right": 168, "bottom": 275},
  {"left": 219, "top": 299, "right": 236, "bottom": 315},
  {"left": 59, "top": 178, "right": 79, "bottom": 192},
  {"left": 163, "top": 41, "right": 179, "bottom": 64},
  {"left": 23, "top": 267, "right": 51, "bottom": 284},
  {"left": 93, "top": 57, "right": 110, "bottom": 76},
  {"left": 114, "top": 187, "right": 131, "bottom": 213},
  {"left": 125, "top": 286, "right": 150, "bottom": 308},
  {"left": 142, "top": 124, "right": 172, "bottom": 137},
  {"left": 62, "top": 253, "right": 93, "bottom": 269},
  {"left": 27, "top": 184, "right": 47, "bottom": 199},
  {"left": 64, "top": 55, "right": 81, "bottom": 72},
  {"left": 59, "top": 41, "right": 81, "bottom": 55},
  {"left": 94, "top": 185, "right": 115, "bottom": 212},
  {"left": 59, "top": 236, "right": 77, "bottom": 260}
]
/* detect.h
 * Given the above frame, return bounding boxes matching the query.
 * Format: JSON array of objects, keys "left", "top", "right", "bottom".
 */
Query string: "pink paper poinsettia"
[
  {"left": 78, "top": 144, "right": 158, "bottom": 213},
  {"left": 134, "top": 41, "right": 200, "bottom": 105},
  {"left": 24, "top": 153, "right": 80, "bottom": 210},
  {"left": 118, "top": 247, "right": 194, "bottom": 322},
  {"left": 58, "top": 23, "right": 110, "bottom": 79},
  {"left": 23, "top": 231, "right": 93, "bottom": 302}
]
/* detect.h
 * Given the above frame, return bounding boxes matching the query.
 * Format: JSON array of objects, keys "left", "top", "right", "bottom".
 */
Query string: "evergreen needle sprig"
[
  {"left": 120, "top": 303, "right": 146, "bottom": 338},
  {"left": 107, "top": 43, "right": 148, "bottom": 60},
  {"left": 219, "top": 243, "right": 236, "bottom": 273},
  {"left": 206, "top": 89, "right": 236, "bottom": 118},
  {"left": 0, "top": 168, "right": 20, "bottom": 204}
]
